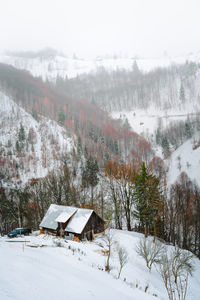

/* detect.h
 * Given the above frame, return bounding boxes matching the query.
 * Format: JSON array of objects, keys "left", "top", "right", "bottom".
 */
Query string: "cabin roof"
[
  {"left": 65, "top": 208, "right": 93, "bottom": 234},
  {"left": 40, "top": 204, "right": 94, "bottom": 234},
  {"left": 56, "top": 211, "right": 76, "bottom": 223}
]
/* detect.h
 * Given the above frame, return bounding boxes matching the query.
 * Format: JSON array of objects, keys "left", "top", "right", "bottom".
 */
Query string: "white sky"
[{"left": 1, "top": 0, "right": 200, "bottom": 58}]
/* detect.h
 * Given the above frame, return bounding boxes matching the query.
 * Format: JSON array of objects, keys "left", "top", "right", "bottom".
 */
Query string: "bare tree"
[
  {"left": 157, "top": 248, "right": 194, "bottom": 300},
  {"left": 101, "top": 228, "right": 116, "bottom": 272},
  {"left": 116, "top": 245, "right": 128, "bottom": 279},
  {"left": 136, "top": 237, "right": 165, "bottom": 271}
]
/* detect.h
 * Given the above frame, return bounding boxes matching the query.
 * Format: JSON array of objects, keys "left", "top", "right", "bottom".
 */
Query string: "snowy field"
[
  {"left": 167, "top": 134, "right": 200, "bottom": 185},
  {"left": 111, "top": 108, "right": 197, "bottom": 137},
  {"left": 0, "top": 230, "right": 200, "bottom": 300},
  {"left": 1, "top": 52, "right": 200, "bottom": 81}
]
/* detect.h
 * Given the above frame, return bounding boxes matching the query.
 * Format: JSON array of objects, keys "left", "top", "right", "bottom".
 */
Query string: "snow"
[
  {"left": 0, "top": 230, "right": 200, "bottom": 300},
  {"left": 0, "top": 92, "right": 74, "bottom": 185},
  {"left": 66, "top": 208, "right": 93, "bottom": 234},
  {"left": 1, "top": 51, "right": 200, "bottom": 188},
  {"left": 40, "top": 204, "right": 77, "bottom": 230},
  {"left": 1, "top": 52, "right": 200, "bottom": 299},
  {"left": 111, "top": 106, "right": 200, "bottom": 186},
  {"left": 1, "top": 52, "right": 200, "bottom": 81},
  {"left": 111, "top": 107, "right": 196, "bottom": 159},
  {"left": 111, "top": 107, "right": 197, "bottom": 137},
  {"left": 167, "top": 134, "right": 200, "bottom": 185},
  {"left": 40, "top": 204, "right": 94, "bottom": 234},
  {"left": 56, "top": 211, "right": 76, "bottom": 223}
]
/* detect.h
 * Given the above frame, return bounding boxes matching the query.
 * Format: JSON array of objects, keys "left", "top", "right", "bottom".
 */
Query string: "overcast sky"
[{"left": 1, "top": 0, "right": 200, "bottom": 58}]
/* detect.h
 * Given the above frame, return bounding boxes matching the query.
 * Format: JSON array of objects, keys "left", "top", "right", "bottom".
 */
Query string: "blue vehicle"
[{"left": 7, "top": 228, "right": 31, "bottom": 238}]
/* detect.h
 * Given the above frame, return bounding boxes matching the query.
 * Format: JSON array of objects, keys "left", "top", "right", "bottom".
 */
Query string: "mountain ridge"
[{"left": 0, "top": 62, "right": 153, "bottom": 170}]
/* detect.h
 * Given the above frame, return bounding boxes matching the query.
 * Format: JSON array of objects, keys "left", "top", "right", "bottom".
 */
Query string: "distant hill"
[
  {"left": 0, "top": 91, "right": 74, "bottom": 185},
  {"left": 4, "top": 48, "right": 65, "bottom": 60},
  {"left": 0, "top": 63, "right": 153, "bottom": 173},
  {"left": 1, "top": 49, "right": 200, "bottom": 81}
]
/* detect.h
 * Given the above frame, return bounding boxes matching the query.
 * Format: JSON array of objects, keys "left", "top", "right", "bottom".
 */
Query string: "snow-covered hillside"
[
  {"left": 112, "top": 108, "right": 196, "bottom": 137},
  {"left": 167, "top": 134, "right": 200, "bottom": 185},
  {"left": 1, "top": 51, "right": 200, "bottom": 81},
  {"left": 0, "top": 230, "right": 199, "bottom": 300},
  {"left": 0, "top": 92, "right": 74, "bottom": 185},
  {"left": 1, "top": 50, "right": 200, "bottom": 187},
  {"left": 112, "top": 108, "right": 200, "bottom": 186}
]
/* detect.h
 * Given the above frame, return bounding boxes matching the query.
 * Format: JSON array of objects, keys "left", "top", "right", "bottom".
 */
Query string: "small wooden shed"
[{"left": 40, "top": 204, "right": 105, "bottom": 240}]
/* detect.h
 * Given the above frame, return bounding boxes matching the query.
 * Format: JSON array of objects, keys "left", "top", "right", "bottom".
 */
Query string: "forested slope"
[{"left": 0, "top": 63, "right": 154, "bottom": 166}]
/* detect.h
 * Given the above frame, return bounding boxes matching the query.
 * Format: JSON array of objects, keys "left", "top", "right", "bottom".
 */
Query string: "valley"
[{"left": 1, "top": 50, "right": 200, "bottom": 300}]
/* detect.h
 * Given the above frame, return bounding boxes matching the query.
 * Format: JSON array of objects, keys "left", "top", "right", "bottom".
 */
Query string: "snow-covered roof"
[
  {"left": 56, "top": 211, "right": 76, "bottom": 223},
  {"left": 65, "top": 208, "right": 93, "bottom": 234},
  {"left": 40, "top": 204, "right": 93, "bottom": 233},
  {"left": 40, "top": 205, "right": 77, "bottom": 230}
]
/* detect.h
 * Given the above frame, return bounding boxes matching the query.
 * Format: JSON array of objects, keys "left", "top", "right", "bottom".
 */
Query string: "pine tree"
[
  {"left": 155, "top": 128, "right": 161, "bottom": 145},
  {"left": 123, "top": 118, "right": 131, "bottom": 129},
  {"left": 81, "top": 155, "right": 99, "bottom": 206},
  {"left": 58, "top": 109, "right": 65, "bottom": 125},
  {"left": 179, "top": 82, "right": 185, "bottom": 102},
  {"left": 16, "top": 140, "right": 20, "bottom": 152},
  {"left": 132, "top": 60, "right": 140, "bottom": 75},
  {"left": 16, "top": 123, "right": 26, "bottom": 152},
  {"left": 89, "top": 126, "right": 95, "bottom": 141},
  {"left": 77, "top": 136, "right": 82, "bottom": 156},
  {"left": 133, "top": 162, "right": 162, "bottom": 237},
  {"left": 18, "top": 123, "right": 25, "bottom": 142},
  {"left": 184, "top": 121, "right": 193, "bottom": 138},
  {"left": 113, "top": 140, "right": 119, "bottom": 155},
  {"left": 32, "top": 108, "right": 38, "bottom": 121},
  {"left": 84, "top": 145, "right": 88, "bottom": 158},
  {"left": 161, "top": 136, "right": 169, "bottom": 151},
  {"left": 161, "top": 136, "right": 170, "bottom": 157}
]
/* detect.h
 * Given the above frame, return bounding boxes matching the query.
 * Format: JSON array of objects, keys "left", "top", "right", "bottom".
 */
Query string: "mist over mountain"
[
  {"left": 1, "top": 49, "right": 200, "bottom": 300},
  {"left": 1, "top": 0, "right": 200, "bottom": 299},
  {"left": 1, "top": 49, "right": 200, "bottom": 80},
  {"left": 0, "top": 62, "right": 154, "bottom": 184}
]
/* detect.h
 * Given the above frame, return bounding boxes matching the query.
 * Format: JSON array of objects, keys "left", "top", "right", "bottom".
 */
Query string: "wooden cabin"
[{"left": 39, "top": 204, "right": 105, "bottom": 241}]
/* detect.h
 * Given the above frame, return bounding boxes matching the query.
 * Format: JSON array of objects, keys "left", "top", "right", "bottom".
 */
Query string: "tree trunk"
[
  {"left": 91, "top": 186, "right": 94, "bottom": 207},
  {"left": 18, "top": 205, "right": 22, "bottom": 228},
  {"left": 118, "top": 266, "right": 122, "bottom": 279}
]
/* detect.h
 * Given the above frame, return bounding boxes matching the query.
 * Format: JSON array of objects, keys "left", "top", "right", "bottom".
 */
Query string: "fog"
[{"left": 1, "top": 0, "right": 200, "bottom": 58}]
